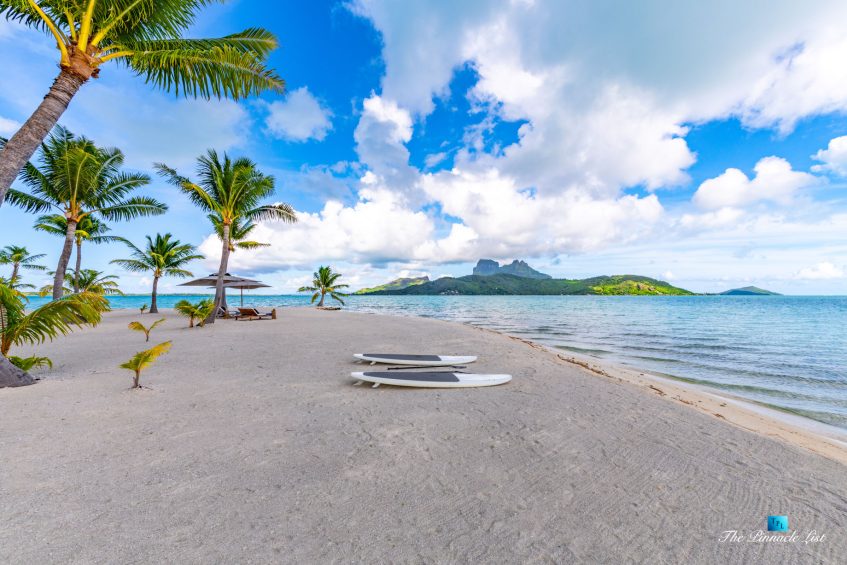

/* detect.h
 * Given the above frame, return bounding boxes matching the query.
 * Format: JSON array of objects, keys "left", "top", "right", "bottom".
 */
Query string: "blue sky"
[{"left": 1, "top": 0, "right": 847, "bottom": 294}]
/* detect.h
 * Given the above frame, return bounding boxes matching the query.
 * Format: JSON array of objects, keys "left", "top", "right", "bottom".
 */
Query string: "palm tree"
[
  {"left": 174, "top": 298, "right": 215, "bottom": 328},
  {"left": 41, "top": 269, "right": 123, "bottom": 296},
  {"left": 0, "top": 281, "right": 107, "bottom": 371},
  {"left": 70, "top": 269, "right": 123, "bottom": 295},
  {"left": 298, "top": 266, "right": 349, "bottom": 307},
  {"left": 156, "top": 150, "right": 296, "bottom": 323},
  {"left": 128, "top": 318, "right": 166, "bottom": 342},
  {"left": 112, "top": 233, "right": 202, "bottom": 313},
  {"left": 0, "top": 1, "right": 284, "bottom": 202},
  {"left": 120, "top": 341, "right": 172, "bottom": 389},
  {"left": 210, "top": 214, "right": 269, "bottom": 310},
  {"left": 35, "top": 214, "right": 120, "bottom": 292},
  {"left": 6, "top": 127, "right": 167, "bottom": 299},
  {"left": 0, "top": 245, "right": 47, "bottom": 284}
]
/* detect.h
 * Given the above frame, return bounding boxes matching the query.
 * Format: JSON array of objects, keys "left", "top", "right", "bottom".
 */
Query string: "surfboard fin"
[{"left": 371, "top": 382, "right": 380, "bottom": 388}]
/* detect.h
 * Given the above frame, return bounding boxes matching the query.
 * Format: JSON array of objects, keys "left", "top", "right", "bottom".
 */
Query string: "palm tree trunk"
[
  {"left": 0, "top": 69, "right": 87, "bottom": 203},
  {"left": 73, "top": 239, "right": 82, "bottom": 293},
  {"left": 133, "top": 370, "right": 141, "bottom": 389},
  {"left": 207, "top": 224, "right": 232, "bottom": 325},
  {"left": 318, "top": 291, "right": 325, "bottom": 307},
  {"left": 53, "top": 218, "right": 77, "bottom": 300},
  {"left": 10, "top": 263, "right": 19, "bottom": 285},
  {"left": 150, "top": 276, "right": 159, "bottom": 314},
  {"left": 0, "top": 356, "right": 34, "bottom": 388}
]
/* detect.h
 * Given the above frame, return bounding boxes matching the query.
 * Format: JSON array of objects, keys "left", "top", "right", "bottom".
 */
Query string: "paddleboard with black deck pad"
[{"left": 351, "top": 371, "right": 511, "bottom": 388}]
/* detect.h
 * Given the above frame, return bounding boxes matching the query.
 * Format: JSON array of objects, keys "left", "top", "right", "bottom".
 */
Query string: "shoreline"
[{"left": 381, "top": 310, "right": 847, "bottom": 465}]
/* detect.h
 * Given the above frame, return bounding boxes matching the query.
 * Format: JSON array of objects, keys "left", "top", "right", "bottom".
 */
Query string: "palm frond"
[
  {"left": 96, "top": 195, "right": 168, "bottom": 220},
  {"left": 5, "top": 189, "right": 55, "bottom": 213},
  {"left": 122, "top": 32, "right": 284, "bottom": 100},
  {"left": 8, "top": 355, "right": 53, "bottom": 371}
]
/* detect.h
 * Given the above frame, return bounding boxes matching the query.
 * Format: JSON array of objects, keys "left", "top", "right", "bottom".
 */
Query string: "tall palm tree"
[
  {"left": 112, "top": 233, "right": 202, "bottom": 313},
  {"left": 0, "top": 245, "right": 47, "bottom": 284},
  {"left": 0, "top": 281, "right": 106, "bottom": 372},
  {"left": 156, "top": 150, "right": 296, "bottom": 323},
  {"left": 298, "top": 266, "right": 349, "bottom": 307},
  {"left": 0, "top": 0, "right": 285, "bottom": 201},
  {"left": 6, "top": 127, "right": 167, "bottom": 300},
  {"left": 211, "top": 214, "right": 268, "bottom": 309},
  {"left": 35, "top": 214, "right": 120, "bottom": 292}
]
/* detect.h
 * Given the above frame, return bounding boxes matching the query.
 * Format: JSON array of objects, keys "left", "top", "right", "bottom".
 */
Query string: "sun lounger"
[{"left": 235, "top": 307, "right": 276, "bottom": 321}]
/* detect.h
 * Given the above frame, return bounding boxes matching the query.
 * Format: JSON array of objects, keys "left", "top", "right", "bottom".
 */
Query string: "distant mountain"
[
  {"left": 354, "top": 276, "right": 430, "bottom": 295},
  {"left": 720, "top": 286, "right": 781, "bottom": 296},
  {"left": 360, "top": 274, "right": 693, "bottom": 296},
  {"left": 472, "top": 259, "right": 551, "bottom": 279}
]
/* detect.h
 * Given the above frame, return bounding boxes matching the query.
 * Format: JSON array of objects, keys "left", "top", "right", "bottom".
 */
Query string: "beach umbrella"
[
  {"left": 178, "top": 273, "right": 259, "bottom": 287},
  {"left": 218, "top": 280, "right": 271, "bottom": 307}
]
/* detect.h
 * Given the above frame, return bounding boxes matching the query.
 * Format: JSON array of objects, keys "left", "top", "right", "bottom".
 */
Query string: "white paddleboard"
[
  {"left": 353, "top": 353, "right": 477, "bottom": 366},
  {"left": 351, "top": 371, "right": 511, "bottom": 388}
]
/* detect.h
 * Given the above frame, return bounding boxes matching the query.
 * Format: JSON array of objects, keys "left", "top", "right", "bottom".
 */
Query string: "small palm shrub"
[
  {"left": 174, "top": 299, "right": 216, "bottom": 328},
  {"left": 120, "top": 341, "right": 172, "bottom": 389},
  {"left": 128, "top": 318, "right": 166, "bottom": 342}
]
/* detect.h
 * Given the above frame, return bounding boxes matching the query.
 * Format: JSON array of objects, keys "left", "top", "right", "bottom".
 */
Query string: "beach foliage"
[
  {"left": 40, "top": 269, "right": 123, "bottom": 296},
  {"left": 0, "top": 281, "right": 106, "bottom": 370},
  {"left": 140, "top": 304, "right": 149, "bottom": 314},
  {"left": 0, "top": 245, "right": 47, "bottom": 285},
  {"left": 0, "top": 0, "right": 285, "bottom": 203},
  {"left": 298, "top": 266, "right": 349, "bottom": 307},
  {"left": 35, "top": 214, "right": 120, "bottom": 292},
  {"left": 120, "top": 341, "right": 172, "bottom": 389},
  {"left": 112, "top": 233, "right": 202, "bottom": 313},
  {"left": 128, "top": 318, "right": 166, "bottom": 342},
  {"left": 156, "top": 151, "right": 295, "bottom": 323},
  {"left": 174, "top": 298, "right": 215, "bottom": 328},
  {"left": 5, "top": 127, "right": 165, "bottom": 300}
]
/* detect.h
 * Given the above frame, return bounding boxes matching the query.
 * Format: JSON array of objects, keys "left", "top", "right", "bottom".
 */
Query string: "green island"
[
  {"left": 354, "top": 276, "right": 430, "bottom": 295},
  {"left": 359, "top": 273, "right": 693, "bottom": 296}
]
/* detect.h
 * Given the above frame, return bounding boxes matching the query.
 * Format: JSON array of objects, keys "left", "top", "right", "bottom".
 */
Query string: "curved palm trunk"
[
  {"left": 53, "top": 218, "right": 77, "bottom": 300},
  {"left": 73, "top": 239, "right": 82, "bottom": 293},
  {"left": 0, "top": 70, "right": 87, "bottom": 202},
  {"left": 207, "top": 224, "right": 232, "bottom": 325},
  {"left": 150, "top": 276, "right": 160, "bottom": 314},
  {"left": 0, "top": 357, "right": 34, "bottom": 388},
  {"left": 10, "top": 263, "right": 19, "bottom": 285},
  {"left": 318, "top": 291, "right": 326, "bottom": 307}
]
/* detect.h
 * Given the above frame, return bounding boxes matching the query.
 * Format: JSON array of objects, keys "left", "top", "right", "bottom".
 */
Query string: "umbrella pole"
[{"left": 241, "top": 288, "right": 244, "bottom": 308}]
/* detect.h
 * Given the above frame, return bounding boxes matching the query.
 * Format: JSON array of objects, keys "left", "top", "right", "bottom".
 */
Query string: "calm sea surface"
[{"left": 25, "top": 294, "right": 847, "bottom": 429}]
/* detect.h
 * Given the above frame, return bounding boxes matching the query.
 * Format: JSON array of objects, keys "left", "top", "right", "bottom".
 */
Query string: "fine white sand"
[{"left": 2, "top": 307, "right": 846, "bottom": 564}]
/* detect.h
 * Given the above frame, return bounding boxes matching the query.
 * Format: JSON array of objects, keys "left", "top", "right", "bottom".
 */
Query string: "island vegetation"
[{"left": 359, "top": 273, "right": 693, "bottom": 296}]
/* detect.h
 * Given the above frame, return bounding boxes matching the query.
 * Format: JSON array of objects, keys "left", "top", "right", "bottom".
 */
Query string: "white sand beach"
[{"left": 2, "top": 308, "right": 846, "bottom": 564}]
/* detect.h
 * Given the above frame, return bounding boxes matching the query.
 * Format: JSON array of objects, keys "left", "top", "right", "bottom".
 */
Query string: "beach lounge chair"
[{"left": 236, "top": 307, "right": 276, "bottom": 321}]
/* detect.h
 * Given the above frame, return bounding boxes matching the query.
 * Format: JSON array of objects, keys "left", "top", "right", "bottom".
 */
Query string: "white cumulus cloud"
[
  {"left": 265, "top": 87, "right": 333, "bottom": 142},
  {"left": 693, "top": 157, "right": 819, "bottom": 210},
  {"left": 811, "top": 135, "right": 847, "bottom": 177}
]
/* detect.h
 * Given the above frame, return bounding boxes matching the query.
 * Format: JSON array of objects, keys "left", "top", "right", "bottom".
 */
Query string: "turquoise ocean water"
[{"left": 25, "top": 294, "right": 847, "bottom": 429}]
